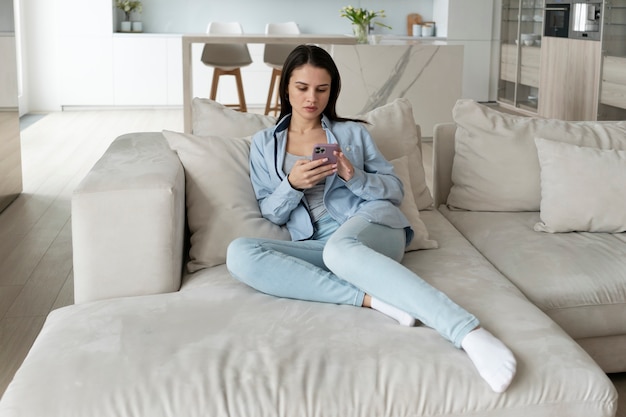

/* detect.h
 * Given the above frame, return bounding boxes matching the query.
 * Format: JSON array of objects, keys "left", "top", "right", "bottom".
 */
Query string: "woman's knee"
[
  {"left": 226, "top": 237, "right": 256, "bottom": 280},
  {"left": 322, "top": 233, "right": 355, "bottom": 272}
]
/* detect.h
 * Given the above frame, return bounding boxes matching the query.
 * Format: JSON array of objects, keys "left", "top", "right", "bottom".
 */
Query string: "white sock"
[
  {"left": 461, "top": 328, "right": 517, "bottom": 393},
  {"left": 370, "top": 298, "right": 416, "bottom": 327}
]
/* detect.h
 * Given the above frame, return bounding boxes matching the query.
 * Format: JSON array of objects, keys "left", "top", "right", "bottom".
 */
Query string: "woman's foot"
[
  {"left": 369, "top": 297, "right": 416, "bottom": 327},
  {"left": 461, "top": 327, "right": 517, "bottom": 393}
]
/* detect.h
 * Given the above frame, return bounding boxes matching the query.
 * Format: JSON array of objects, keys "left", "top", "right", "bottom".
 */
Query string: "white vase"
[
  {"left": 120, "top": 21, "right": 132, "bottom": 32},
  {"left": 132, "top": 21, "right": 142, "bottom": 32}
]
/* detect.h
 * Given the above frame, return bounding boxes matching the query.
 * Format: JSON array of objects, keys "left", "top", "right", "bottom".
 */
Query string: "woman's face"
[{"left": 287, "top": 64, "right": 332, "bottom": 123}]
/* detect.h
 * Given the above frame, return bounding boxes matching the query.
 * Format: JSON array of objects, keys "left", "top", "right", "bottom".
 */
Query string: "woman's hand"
[
  {"left": 335, "top": 150, "right": 354, "bottom": 182},
  {"left": 288, "top": 158, "right": 337, "bottom": 190}
]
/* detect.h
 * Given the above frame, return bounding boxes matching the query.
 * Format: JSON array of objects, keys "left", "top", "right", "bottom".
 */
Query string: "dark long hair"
[{"left": 277, "top": 44, "right": 364, "bottom": 124}]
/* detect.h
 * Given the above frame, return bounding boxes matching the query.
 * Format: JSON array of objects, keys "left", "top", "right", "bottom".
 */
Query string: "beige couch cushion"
[
  {"left": 390, "top": 156, "right": 438, "bottom": 251},
  {"left": 192, "top": 97, "right": 277, "bottom": 137},
  {"left": 163, "top": 131, "right": 291, "bottom": 272},
  {"left": 534, "top": 138, "right": 626, "bottom": 233},
  {"left": 448, "top": 99, "right": 626, "bottom": 211},
  {"left": 439, "top": 206, "right": 626, "bottom": 344},
  {"left": 357, "top": 98, "right": 433, "bottom": 210}
]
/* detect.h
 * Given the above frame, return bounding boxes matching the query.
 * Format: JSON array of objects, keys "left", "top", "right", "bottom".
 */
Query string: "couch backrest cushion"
[
  {"left": 163, "top": 131, "right": 291, "bottom": 272},
  {"left": 447, "top": 99, "right": 626, "bottom": 211}
]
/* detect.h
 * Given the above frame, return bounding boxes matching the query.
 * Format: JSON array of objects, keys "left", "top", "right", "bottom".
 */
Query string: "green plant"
[
  {"left": 339, "top": 6, "right": 391, "bottom": 29},
  {"left": 115, "top": 0, "right": 143, "bottom": 21}
]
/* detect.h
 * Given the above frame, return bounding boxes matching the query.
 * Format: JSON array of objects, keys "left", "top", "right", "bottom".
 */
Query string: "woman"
[{"left": 226, "top": 45, "right": 516, "bottom": 393}]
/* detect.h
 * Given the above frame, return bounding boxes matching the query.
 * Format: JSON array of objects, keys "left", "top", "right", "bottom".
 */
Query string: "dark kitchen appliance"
[{"left": 544, "top": 2, "right": 571, "bottom": 37}]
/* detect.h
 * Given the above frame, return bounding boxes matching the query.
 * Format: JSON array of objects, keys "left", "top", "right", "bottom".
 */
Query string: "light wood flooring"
[{"left": 0, "top": 109, "right": 624, "bottom": 416}]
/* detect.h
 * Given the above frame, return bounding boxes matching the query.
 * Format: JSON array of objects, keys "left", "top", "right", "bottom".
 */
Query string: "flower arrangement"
[
  {"left": 115, "top": 0, "right": 143, "bottom": 21},
  {"left": 340, "top": 5, "right": 391, "bottom": 43},
  {"left": 340, "top": 6, "right": 391, "bottom": 30}
]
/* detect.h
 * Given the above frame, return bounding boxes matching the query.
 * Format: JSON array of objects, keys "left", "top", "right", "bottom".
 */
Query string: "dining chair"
[
  {"left": 263, "top": 22, "right": 300, "bottom": 116},
  {"left": 200, "top": 22, "right": 252, "bottom": 112}
]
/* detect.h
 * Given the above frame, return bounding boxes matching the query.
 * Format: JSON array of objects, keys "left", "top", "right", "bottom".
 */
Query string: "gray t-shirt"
[{"left": 284, "top": 152, "right": 328, "bottom": 222}]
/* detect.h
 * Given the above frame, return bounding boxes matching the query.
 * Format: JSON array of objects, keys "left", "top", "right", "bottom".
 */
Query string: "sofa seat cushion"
[
  {"left": 439, "top": 206, "right": 626, "bottom": 342},
  {"left": 0, "top": 211, "right": 616, "bottom": 417}
]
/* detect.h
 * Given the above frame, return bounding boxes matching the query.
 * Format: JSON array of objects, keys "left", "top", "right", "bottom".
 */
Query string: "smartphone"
[{"left": 311, "top": 143, "right": 340, "bottom": 165}]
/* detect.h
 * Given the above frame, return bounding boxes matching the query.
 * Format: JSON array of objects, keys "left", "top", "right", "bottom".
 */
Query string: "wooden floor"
[{"left": 0, "top": 109, "right": 624, "bottom": 415}]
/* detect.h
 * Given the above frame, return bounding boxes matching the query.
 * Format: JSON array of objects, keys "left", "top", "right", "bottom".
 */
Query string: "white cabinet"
[
  {"left": 58, "top": 35, "right": 114, "bottom": 107},
  {"left": 58, "top": 33, "right": 272, "bottom": 108}
]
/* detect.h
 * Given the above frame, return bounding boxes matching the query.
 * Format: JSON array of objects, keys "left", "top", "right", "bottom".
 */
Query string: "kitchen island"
[
  {"left": 184, "top": 35, "right": 463, "bottom": 137},
  {"left": 331, "top": 40, "right": 462, "bottom": 137}
]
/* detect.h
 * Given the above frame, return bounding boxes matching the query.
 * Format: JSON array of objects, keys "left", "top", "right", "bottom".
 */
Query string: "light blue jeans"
[{"left": 226, "top": 215, "right": 479, "bottom": 347}]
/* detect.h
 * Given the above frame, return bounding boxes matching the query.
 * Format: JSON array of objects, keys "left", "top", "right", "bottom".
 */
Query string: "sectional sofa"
[{"left": 0, "top": 98, "right": 621, "bottom": 417}]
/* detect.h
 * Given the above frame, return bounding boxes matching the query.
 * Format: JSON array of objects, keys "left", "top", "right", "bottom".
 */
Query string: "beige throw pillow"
[
  {"left": 355, "top": 98, "right": 434, "bottom": 210},
  {"left": 192, "top": 97, "right": 276, "bottom": 137},
  {"left": 534, "top": 137, "right": 626, "bottom": 233},
  {"left": 448, "top": 99, "right": 626, "bottom": 211},
  {"left": 163, "top": 130, "right": 290, "bottom": 271},
  {"left": 390, "top": 156, "right": 438, "bottom": 251}
]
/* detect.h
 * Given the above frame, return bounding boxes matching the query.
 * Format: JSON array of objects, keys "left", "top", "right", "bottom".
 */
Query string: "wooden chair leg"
[
  {"left": 272, "top": 70, "right": 281, "bottom": 116},
  {"left": 265, "top": 68, "right": 282, "bottom": 116},
  {"left": 264, "top": 70, "right": 277, "bottom": 115},
  {"left": 210, "top": 69, "right": 221, "bottom": 101},
  {"left": 232, "top": 68, "right": 247, "bottom": 113},
  {"left": 210, "top": 68, "right": 247, "bottom": 112}
]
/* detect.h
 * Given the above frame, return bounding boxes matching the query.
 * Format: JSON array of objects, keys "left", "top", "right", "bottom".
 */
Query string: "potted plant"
[
  {"left": 115, "top": 0, "right": 142, "bottom": 32},
  {"left": 340, "top": 6, "right": 391, "bottom": 44}
]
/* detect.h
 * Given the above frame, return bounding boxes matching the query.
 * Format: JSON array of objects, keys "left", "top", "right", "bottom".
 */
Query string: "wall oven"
[{"left": 544, "top": 2, "right": 571, "bottom": 38}]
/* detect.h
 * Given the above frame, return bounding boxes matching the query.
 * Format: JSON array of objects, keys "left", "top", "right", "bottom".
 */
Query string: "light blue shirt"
[{"left": 249, "top": 113, "right": 413, "bottom": 244}]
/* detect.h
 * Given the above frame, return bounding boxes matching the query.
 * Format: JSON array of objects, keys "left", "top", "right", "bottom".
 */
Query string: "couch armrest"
[
  {"left": 72, "top": 133, "right": 186, "bottom": 304},
  {"left": 432, "top": 123, "right": 457, "bottom": 208}
]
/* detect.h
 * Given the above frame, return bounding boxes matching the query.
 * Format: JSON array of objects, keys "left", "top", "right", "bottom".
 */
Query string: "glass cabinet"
[
  {"left": 498, "top": 0, "right": 544, "bottom": 113},
  {"left": 598, "top": 0, "right": 626, "bottom": 120}
]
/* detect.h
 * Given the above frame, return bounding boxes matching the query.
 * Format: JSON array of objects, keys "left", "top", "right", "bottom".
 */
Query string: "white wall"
[{"left": 126, "top": 0, "right": 434, "bottom": 35}]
